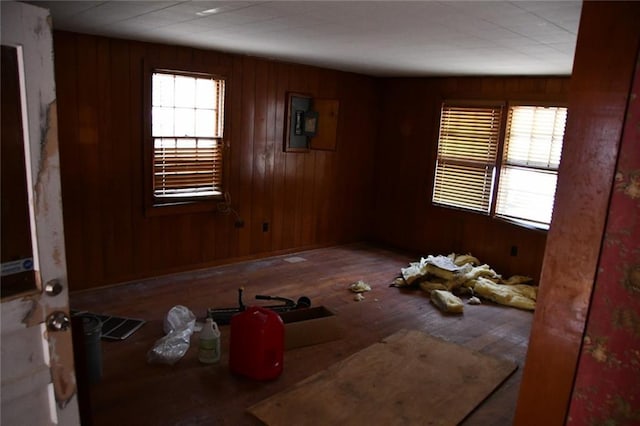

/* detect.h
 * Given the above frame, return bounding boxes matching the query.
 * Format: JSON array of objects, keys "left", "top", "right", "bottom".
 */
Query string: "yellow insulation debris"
[{"left": 393, "top": 253, "right": 538, "bottom": 312}]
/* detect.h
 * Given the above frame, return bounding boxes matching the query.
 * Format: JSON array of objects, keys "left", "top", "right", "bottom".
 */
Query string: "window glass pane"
[
  {"left": 174, "top": 75, "right": 196, "bottom": 108},
  {"left": 496, "top": 166, "right": 558, "bottom": 226},
  {"left": 496, "top": 105, "right": 567, "bottom": 227},
  {"left": 505, "top": 106, "right": 567, "bottom": 169},
  {"left": 152, "top": 73, "right": 174, "bottom": 107},
  {"left": 195, "top": 109, "right": 215, "bottom": 137},
  {"left": 152, "top": 106, "right": 174, "bottom": 136},
  {"left": 154, "top": 137, "right": 174, "bottom": 150},
  {"left": 150, "top": 70, "right": 225, "bottom": 202},
  {"left": 196, "top": 78, "right": 216, "bottom": 109},
  {"left": 174, "top": 107, "right": 195, "bottom": 136}
]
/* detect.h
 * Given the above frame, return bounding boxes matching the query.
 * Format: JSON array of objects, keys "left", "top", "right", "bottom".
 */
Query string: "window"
[
  {"left": 149, "top": 69, "right": 226, "bottom": 205},
  {"left": 432, "top": 105, "right": 502, "bottom": 213},
  {"left": 495, "top": 106, "right": 567, "bottom": 226},
  {"left": 432, "top": 102, "right": 567, "bottom": 230}
]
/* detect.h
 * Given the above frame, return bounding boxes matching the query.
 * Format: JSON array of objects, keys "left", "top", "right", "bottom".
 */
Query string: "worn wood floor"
[{"left": 70, "top": 243, "right": 534, "bottom": 426}]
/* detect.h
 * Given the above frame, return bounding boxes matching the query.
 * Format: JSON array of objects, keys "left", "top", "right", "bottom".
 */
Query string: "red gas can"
[{"left": 229, "top": 306, "right": 284, "bottom": 380}]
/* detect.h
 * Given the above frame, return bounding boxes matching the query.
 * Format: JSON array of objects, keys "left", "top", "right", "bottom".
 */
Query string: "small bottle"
[{"left": 198, "top": 318, "right": 221, "bottom": 364}]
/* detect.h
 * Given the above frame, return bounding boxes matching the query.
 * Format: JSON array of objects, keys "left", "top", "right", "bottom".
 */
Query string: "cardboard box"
[{"left": 279, "top": 306, "right": 343, "bottom": 350}]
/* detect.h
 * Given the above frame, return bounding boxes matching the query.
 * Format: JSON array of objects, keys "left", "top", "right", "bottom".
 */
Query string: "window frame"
[
  {"left": 432, "top": 101, "right": 505, "bottom": 214},
  {"left": 143, "top": 61, "right": 230, "bottom": 216},
  {"left": 494, "top": 103, "right": 568, "bottom": 228},
  {"left": 432, "top": 100, "right": 568, "bottom": 231}
]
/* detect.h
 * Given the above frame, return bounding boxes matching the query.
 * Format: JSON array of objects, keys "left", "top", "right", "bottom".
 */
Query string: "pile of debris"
[{"left": 391, "top": 253, "right": 537, "bottom": 314}]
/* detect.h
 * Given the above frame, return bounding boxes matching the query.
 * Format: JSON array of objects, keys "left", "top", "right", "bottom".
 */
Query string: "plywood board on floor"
[{"left": 248, "top": 329, "right": 518, "bottom": 426}]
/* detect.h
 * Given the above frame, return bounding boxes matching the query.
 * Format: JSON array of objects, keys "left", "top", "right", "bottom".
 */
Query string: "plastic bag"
[
  {"left": 147, "top": 305, "right": 196, "bottom": 365},
  {"left": 163, "top": 305, "right": 196, "bottom": 334}
]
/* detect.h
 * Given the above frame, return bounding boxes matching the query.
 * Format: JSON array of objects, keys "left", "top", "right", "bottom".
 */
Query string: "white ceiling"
[{"left": 25, "top": 1, "right": 582, "bottom": 77}]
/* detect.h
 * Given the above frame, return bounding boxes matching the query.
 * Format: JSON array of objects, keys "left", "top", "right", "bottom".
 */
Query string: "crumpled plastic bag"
[
  {"left": 147, "top": 305, "right": 196, "bottom": 365},
  {"left": 162, "top": 305, "right": 196, "bottom": 334}
]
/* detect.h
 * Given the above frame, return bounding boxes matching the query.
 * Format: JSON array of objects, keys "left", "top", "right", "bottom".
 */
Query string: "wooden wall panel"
[
  {"left": 335, "top": 74, "right": 379, "bottom": 242},
  {"left": 515, "top": 2, "right": 640, "bottom": 424},
  {"left": 302, "top": 69, "right": 320, "bottom": 247},
  {"left": 249, "top": 59, "right": 268, "bottom": 254},
  {"left": 54, "top": 32, "right": 378, "bottom": 290},
  {"left": 104, "top": 39, "right": 135, "bottom": 279},
  {"left": 76, "top": 35, "right": 104, "bottom": 283},
  {"left": 372, "top": 76, "right": 570, "bottom": 282},
  {"left": 270, "top": 63, "right": 289, "bottom": 252},
  {"left": 566, "top": 45, "right": 640, "bottom": 426},
  {"left": 237, "top": 55, "right": 256, "bottom": 257},
  {"left": 314, "top": 69, "right": 339, "bottom": 242},
  {"left": 56, "top": 31, "right": 569, "bottom": 291}
]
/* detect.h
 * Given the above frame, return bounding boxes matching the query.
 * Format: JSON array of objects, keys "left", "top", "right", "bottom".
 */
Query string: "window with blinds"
[
  {"left": 495, "top": 106, "right": 567, "bottom": 226},
  {"left": 151, "top": 71, "right": 225, "bottom": 201},
  {"left": 432, "top": 105, "right": 502, "bottom": 213},
  {"left": 432, "top": 103, "right": 567, "bottom": 230}
]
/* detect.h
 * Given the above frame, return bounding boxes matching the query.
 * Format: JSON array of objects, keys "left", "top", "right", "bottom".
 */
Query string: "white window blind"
[
  {"left": 152, "top": 72, "right": 225, "bottom": 200},
  {"left": 432, "top": 105, "right": 502, "bottom": 213},
  {"left": 495, "top": 106, "right": 567, "bottom": 227}
]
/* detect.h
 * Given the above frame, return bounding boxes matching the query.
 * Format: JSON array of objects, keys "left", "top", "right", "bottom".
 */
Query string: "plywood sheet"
[{"left": 248, "top": 329, "right": 517, "bottom": 426}]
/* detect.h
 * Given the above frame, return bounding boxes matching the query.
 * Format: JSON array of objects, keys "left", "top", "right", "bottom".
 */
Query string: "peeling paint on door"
[
  {"left": 1, "top": 2, "right": 80, "bottom": 423},
  {"left": 49, "top": 332, "right": 78, "bottom": 407}
]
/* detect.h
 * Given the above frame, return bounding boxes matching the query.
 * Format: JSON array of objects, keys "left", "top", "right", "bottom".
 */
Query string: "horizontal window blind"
[
  {"left": 502, "top": 106, "right": 566, "bottom": 169},
  {"left": 152, "top": 72, "right": 225, "bottom": 200},
  {"left": 495, "top": 106, "right": 567, "bottom": 227},
  {"left": 432, "top": 105, "right": 502, "bottom": 213},
  {"left": 154, "top": 138, "right": 222, "bottom": 198}
]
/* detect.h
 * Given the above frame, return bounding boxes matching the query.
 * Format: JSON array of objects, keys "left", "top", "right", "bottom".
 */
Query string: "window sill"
[
  {"left": 432, "top": 202, "right": 489, "bottom": 216},
  {"left": 144, "top": 198, "right": 220, "bottom": 217},
  {"left": 494, "top": 216, "right": 549, "bottom": 232}
]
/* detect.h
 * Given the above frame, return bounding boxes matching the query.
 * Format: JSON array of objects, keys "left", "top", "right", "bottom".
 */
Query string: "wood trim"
[
  {"left": 514, "top": 2, "right": 640, "bottom": 424},
  {"left": 55, "top": 32, "right": 378, "bottom": 290},
  {"left": 141, "top": 59, "right": 231, "bottom": 216}
]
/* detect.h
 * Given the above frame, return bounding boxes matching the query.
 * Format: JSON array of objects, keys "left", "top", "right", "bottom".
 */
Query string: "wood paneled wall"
[
  {"left": 55, "top": 30, "right": 570, "bottom": 291},
  {"left": 54, "top": 32, "right": 379, "bottom": 291},
  {"left": 372, "top": 77, "right": 570, "bottom": 282}
]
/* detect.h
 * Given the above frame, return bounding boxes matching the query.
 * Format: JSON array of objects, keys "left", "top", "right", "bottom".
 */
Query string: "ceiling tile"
[{"left": 24, "top": 0, "right": 582, "bottom": 77}]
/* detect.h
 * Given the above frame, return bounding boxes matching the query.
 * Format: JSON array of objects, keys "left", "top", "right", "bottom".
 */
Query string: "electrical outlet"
[
  {"left": 262, "top": 222, "right": 269, "bottom": 232},
  {"left": 510, "top": 245, "right": 518, "bottom": 256},
  {"left": 235, "top": 219, "right": 244, "bottom": 228}
]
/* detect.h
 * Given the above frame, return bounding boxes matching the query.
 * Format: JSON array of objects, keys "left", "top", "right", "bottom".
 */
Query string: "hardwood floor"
[{"left": 70, "top": 243, "right": 534, "bottom": 425}]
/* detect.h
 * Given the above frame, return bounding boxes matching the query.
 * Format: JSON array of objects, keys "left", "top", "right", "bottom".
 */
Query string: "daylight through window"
[
  {"left": 432, "top": 103, "right": 567, "bottom": 229},
  {"left": 151, "top": 71, "right": 225, "bottom": 201},
  {"left": 432, "top": 104, "right": 502, "bottom": 213},
  {"left": 496, "top": 106, "right": 567, "bottom": 226}
]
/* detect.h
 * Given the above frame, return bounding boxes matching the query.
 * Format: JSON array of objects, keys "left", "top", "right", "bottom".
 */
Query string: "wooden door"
[{"left": 1, "top": 2, "right": 80, "bottom": 424}]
